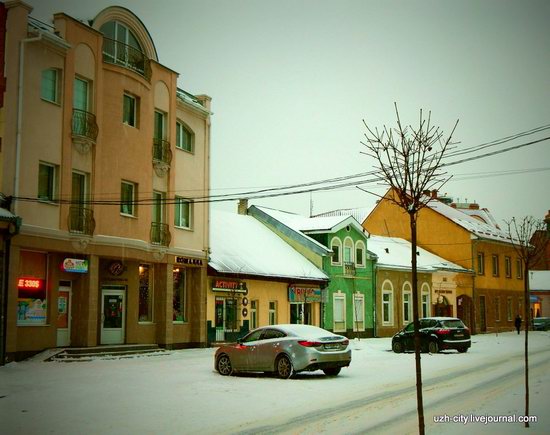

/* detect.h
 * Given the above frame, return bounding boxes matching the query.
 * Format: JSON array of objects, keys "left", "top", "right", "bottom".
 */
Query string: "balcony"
[
  {"left": 152, "top": 138, "right": 172, "bottom": 176},
  {"left": 102, "top": 37, "right": 151, "bottom": 81},
  {"left": 344, "top": 262, "right": 356, "bottom": 276},
  {"left": 72, "top": 109, "right": 98, "bottom": 154},
  {"left": 68, "top": 206, "right": 95, "bottom": 236},
  {"left": 150, "top": 222, "right": 171, "bottom": 247}
]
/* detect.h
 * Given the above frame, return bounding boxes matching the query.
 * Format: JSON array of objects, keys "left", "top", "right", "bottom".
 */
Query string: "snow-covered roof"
[
  {"left": 367, "top": 235, "right": 470, "bottom": 273},
  {"left": 455, "top": 207, "right": 501, "bottom": 228},
  {"left": 313, "top": 207, "right": 372, "bottom": 225},
  {"left": 209, "top": 209, "right": 328, "bottom": 281},
  {"left": 529, "top": 271, "right": 550, "bottom": 291},
  {"left": 425, "top": 196, "right": 513, "bottom": 244}
]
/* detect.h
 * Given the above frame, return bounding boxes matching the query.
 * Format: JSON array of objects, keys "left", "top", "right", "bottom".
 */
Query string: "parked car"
[
  {"left": 532, "top": 317, "right": 550, "bottom": 331},
  {"left": 392, "top": 317, "right": 471, "bottom": 354},
  {"left": 215, "top": 324, "right": 351, "bottom": 378}
]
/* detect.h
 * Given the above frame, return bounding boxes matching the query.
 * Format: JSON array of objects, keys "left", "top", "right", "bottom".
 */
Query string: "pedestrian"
[{"left": 515, "top": 314, "right": 522, "bottom": 334}]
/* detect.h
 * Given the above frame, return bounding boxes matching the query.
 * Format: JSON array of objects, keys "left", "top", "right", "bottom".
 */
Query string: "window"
[
  {"left": 516, "top": 258, "right": 523, "bottom": 279},
  {"left": 72, "top": 171, "right": 88, "bottom": 204},
  {"left": 41, "top": 69, "right": 59, "bottom": 103},
  {"left": 382, "top": 280, "right": 394, "bottom": 326},
  {"left": 173, "top": 268, "right": 186, "bottom": 322},
  {"left": 152, "top": 191, "right": 165, "bottom": 223},
  {"left": 505, "top": 256, "right": 512, "bottom": 278},
  {"left": 290, "top": 303, "right": 304, "bottom": 324},
  {"left": 176, "top": 121, "right": 193, "bottom": 152},
  {"left": 330, "top": 238, "right": 342, "bottom": 265},
  {"left": 352, "top": 293, "right": 365, "bottom": 331},
  {"left": 154, "top": 110, "right": 165, "bottom": 140},
  {"left": 250, "top": 300, "right": 258, "bottom": 329},
  {"left": 175, "top": 197, "right": 192, "bottom": 229},
  {"left": 73, "top": 77, "right": 89, "bottom": 111},
  {"left": 492, "top": 255, "right": 499, "bottom": 277},
  {"left": 477, "top": 252, "right": 485, "bottom": 275},
  {"left": 268, "top": 301, "right": 277, "bottom": 325},
  {"left": 123, "top": 93, "right": 138, "bottom": 126},
  {"left": 138, "top": 264, "right": 153, "bottom": 322},
  {"left": 494, "top": 296, "right": 500, "bottom": 322},
  {"left": 421, "top": 283, "right": 431, "bottom": 318},
  {"left": 333, "top": 293, "right": 346, "bottom": 332},
  {"left": 38, "top": 162, "right": 57, "bottom": 202},
  {"left": 402, "top": 282, "right": 412, "bottom": 324},
  {"left": 355, "top": 241, "right": 365, "bottom": 267},
  {"left": 100, "top": 20, "right": 146, "bottom": 75},
  {"left": 507, "top": 297, "right": 513, "bottom": 321},
  {"left": 120, "top": 181, "right": 136, "bottom": 216},
  {"left": 343, "top": 237, "right": 354, "bottom": 263}
]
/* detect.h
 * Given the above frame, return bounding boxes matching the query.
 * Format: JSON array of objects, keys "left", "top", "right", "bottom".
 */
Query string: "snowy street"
[{"left": 1, "top": 331, "right": 549, "bottom": 435}]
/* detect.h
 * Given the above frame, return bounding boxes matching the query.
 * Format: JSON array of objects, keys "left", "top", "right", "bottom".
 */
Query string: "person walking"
[{"left": 515, "top": 314, "right": 522, "bottom": 334}]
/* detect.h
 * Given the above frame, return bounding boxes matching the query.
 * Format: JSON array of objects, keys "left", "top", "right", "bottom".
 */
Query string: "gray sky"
[{"left": 27, "top": 0, "right": 550, "bottom": 223}]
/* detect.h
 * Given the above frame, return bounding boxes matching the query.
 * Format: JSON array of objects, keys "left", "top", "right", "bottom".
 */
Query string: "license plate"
[
  {"left": 454, "top": 333, "right": 464, "bottom": 338},
  {"left": 324, "top": 343, "right": 340, "bottom": 350}
]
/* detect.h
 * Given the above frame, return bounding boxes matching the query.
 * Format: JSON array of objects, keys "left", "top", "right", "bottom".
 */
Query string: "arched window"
[
  {"left": 382, "top": 280, "right": 394, "bottom": 325},
  {"left": 421, "top": 283, "right": 431, "bottom": 318},
  {"left": 330, "top": 237, "right": 342, "bottom": 265},
  {"left": 355, "top": 240, "right": 366, "bottom": 267},
  {"left": 402, "top": 282, "right": 412, "bottom": 324},
  {"left": 100, "top": 20, "right": 147, "bottom": 76},
  {"left": 343, "top": 237, "right": 354, "bottom": 264}
]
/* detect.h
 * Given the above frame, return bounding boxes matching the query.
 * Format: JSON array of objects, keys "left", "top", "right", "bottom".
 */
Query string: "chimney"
[
  {"left": 237, "top": 199, "right": 248, "bottom": 215},
  {"left": 469, "top": 203, "right": 479, "bottom": 210},
  {"left": 431, "top": 190, "right": 438, "bottom": 199}
]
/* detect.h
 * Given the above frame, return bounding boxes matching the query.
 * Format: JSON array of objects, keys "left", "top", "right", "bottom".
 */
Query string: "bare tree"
[
  {"left": 505, "top": 216, "right": 547, "bottom": 428},
  {"left": 361, "top": 104, "right": 458, "bottom": 435}
]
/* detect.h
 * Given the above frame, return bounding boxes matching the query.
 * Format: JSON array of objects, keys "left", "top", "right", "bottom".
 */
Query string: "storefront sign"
[
  {"left": 61, "top": 258, "right": 89, "bottom": 273},
  {"left": 175, "top": 256, "right": 203, "bottom": 267},
  {"left": 108, "top": 261, "right": 125, "bottom": 276},
  {"left": 17, "top": 277, "right": 47, "bottom": 325},
  {"left": 17, "top": 278, "right": 44, "bottom": 290},
  {"left": 212, "top": 279, "right": 248, "bottom": 294},
  {"left": 288, "top": 285, "right": 322, "bottom": 303}
]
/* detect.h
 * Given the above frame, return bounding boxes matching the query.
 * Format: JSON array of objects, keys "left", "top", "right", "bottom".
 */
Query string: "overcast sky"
[{"left": 26, "top": 0, "right": 550, "bottom": 224}]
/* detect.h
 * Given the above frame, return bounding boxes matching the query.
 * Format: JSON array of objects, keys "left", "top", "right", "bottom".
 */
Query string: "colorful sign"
[
  {"left": 17, "top": 277, "right": 47, "bottom": 325},
  {"left": 62, "top": 258, "right": 89, "bottom": 273},
  {"left": 212, "top": 279, "right": 248, "bottom": 294},
  {"left": 288, "top": 285, "right": 322, "bottom": 303}
]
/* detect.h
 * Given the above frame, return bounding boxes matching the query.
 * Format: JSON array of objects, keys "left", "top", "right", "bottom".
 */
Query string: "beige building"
[{"left": 1, "top": 2, "right": 211, "bottom": 361}]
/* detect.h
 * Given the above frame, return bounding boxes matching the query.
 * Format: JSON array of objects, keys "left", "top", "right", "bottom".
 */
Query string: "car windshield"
[{"left": 440, "top": 319, "right": 465, "bottom": 328}]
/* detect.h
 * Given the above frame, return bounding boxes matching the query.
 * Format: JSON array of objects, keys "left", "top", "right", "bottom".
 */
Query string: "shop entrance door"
[
  {"left": 56, "top": 283, "right": 71, "bottom": 347},
  {"left": 101, "top": 286, "right": 126, "bottom": 344},
  {"left": 215, "top": 297, "right": 238, "bottom": 341}
]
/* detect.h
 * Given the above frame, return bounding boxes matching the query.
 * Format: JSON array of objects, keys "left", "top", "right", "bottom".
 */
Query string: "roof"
[
  {"left": 209, "top": 209, "right": 328, "bottom": 282},
  {"left": 313, "top": 207, "right": 372, "bottom": 225},
  {"left": 529, "top": 270, "right": 550, "bottom": 291},
  {"left": 367, "top": 235, "right": 470, "bottom": 273}
]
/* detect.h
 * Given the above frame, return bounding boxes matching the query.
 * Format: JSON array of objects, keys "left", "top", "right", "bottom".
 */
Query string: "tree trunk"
[
  {"left": 410, "top": 212, "right": 425, "bottom": 435},
  {"left": 524, "top": 266, "right": 530, "bottom": 427}
]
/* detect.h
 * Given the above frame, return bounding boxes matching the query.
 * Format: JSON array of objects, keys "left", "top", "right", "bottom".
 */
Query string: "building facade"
[{"left": 1, "top": 2, "right": 211, "bottom": 360}]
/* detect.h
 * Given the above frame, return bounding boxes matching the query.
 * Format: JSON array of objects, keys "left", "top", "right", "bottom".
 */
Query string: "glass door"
[
  {"left": 56, "top": 283, "right": 71, "bottom": 347},
  {"left": 101, "top": 286, "right": 126, "bottom": 344}
]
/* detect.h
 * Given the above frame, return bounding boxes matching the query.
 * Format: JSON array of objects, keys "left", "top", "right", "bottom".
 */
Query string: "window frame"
[
  {"left": 333, "top": 292, "right": 346, "bottom": 332},
  {"left": 477, "top": 252, "right": 485, "bottom": 275},
  {"left": 250, "top": 300, "right": 258, "bottom": 330},
  {"left": 355, "top": 240, "right": 366, "bottom": 268},
  {"left": 494, "top": 296, "right": 500, "bottom": 322},
  {"left": 268, "top": 301, "right": 277, "bottom": 325},
  {"left": 172, "top": 267, "right": 186, "bottom": 323},
  {"left": 402, "top": 282, "right": 412, "bottom": 324},
  {"left": 41, "top": 68, "right": 60, "bottom": 104},
  {"left": 506, "top": 297, "right": 513, "bottom": 322},
  {"left": 381, "top": 280, "right": 394, "bottom": 326},
  {"left": 421, "top": 283, "right": 431, "bottom": 318},
  {"left": 120, "top": 181, "right": 137, "bottom": 217},
  {"left": 38, "top": 162, "right": 58, "bottom": 203},
  {"left": 505, "top": 256, "right": 512, "bottom": 278},
  {"left": 516, "top": 258, "right": 523, "bottom": 279},
  {"left": 330, "top": 237, "right": 342, "bottom": 266},
  {"left": 123, "top": 93, "right": 138, "bottom": 127},
  {"left": 138, "top": 264, "right": 153, "bottom": 323},
  {"left": 492, "top": 254, "right": 499, "bottom": 277},
  {"left": 174, "top": 197, "right": 192, "bottom": 229},
  {"left": 352, "top": 293, "right": 365, "bottom": 332},
  {"left": 176, "top": 120, "right": 194, "bottom": 153}
]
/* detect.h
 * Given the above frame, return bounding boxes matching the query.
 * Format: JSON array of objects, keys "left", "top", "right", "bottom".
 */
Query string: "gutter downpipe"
[{"left": 15, "top": 33, "right": 43, "bottom": 216}]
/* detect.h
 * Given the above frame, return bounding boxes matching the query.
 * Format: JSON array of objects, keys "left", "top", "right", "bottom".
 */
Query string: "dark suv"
[{"left": 392, "top": 317, "right": 471, "bottom": 354}]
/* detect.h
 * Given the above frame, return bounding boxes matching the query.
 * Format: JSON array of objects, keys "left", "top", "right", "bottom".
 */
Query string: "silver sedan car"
[{"left": 215, "top": 324, "right": 351, "bottom": 378}]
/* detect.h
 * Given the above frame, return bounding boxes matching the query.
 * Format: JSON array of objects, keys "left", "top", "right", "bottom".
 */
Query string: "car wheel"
[
  {"left": 323, "top": 367, "right": 341, "bottom": 376},
  {"left": 275, "top": 355, "right": 294, "bottom": 379},
  {"left": 216, "top": 354, "right": 233, "bottom": 376},
  {"left": 458, "top": 347, "right": 468, "bottom": 353},
  {"left": 392, "top": 341, "right": 404, "bottom": 353},
  {"left": 428, "top": 341, "right": 439, "bottom": 354}
]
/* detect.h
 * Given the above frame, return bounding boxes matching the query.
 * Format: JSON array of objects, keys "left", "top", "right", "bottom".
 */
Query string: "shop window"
[
  {"left": 382, "top": 280, "right": 394, "bottom": 326},
  {"left": 41, "top": 68, "right": 60, "bottom": 103},
  {"left": 121, "top": 181, "right": 136, "bottom": 216},
  {"left": 333, "top": 293, "right": 346, "bottom": 332},
  {"left": 352, "top": 293, "right": 365, "bottom": 331},
  {"left": 173, "top": 268, "right": 186, "bottom": 322},
  {"left": 38, "top": 162, "right": 58, "bottom": 202},
  {"left": 138, "top": 264, "right": 153, "bottom": 322},
  {"left": 17, "top": 251, "right": 48, "bottom": 325},
  {"left": 268, "top": 301, "right": 277, "bottom": 325},
  {"left": 290, "top": 303, "right": 304, "bottom": 324},
  {"left": 176, "top": 121, "right": 194, "bottom": 152}
]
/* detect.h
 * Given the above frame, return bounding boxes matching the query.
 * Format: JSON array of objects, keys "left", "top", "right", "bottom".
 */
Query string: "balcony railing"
[
  {"left": 150, "top": 222, "right": 171, "bottom": 247},
  {"left": 72, "top": 109, "right": 98, "bottom": 142},
  {"left": 102, "top": 37, "right": 151, "bottom": 80},
  {"left": 68, "top": 206, "right": 95, "bottom": 236},
  {"left": 152, "top": 138, "right": 173, "bottom": 165},
  {"left": 344, "top": 262, "right": 356, "bottom": 276}
]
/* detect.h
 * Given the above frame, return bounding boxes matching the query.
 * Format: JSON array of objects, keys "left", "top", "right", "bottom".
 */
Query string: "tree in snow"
[
  {"left": 505, "top": 216, "right": 547, "bottom": 428},
  {"left": 361, "top": 104, "right": 458, "bottom": 435}
]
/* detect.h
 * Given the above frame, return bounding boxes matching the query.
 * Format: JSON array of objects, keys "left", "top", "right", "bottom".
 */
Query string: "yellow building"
[
  {"left": 363, "top": 188, "right": 524, "bottom": 334},
  {"left": 1, "top": 2, "right": 211, "bottom": 360}
]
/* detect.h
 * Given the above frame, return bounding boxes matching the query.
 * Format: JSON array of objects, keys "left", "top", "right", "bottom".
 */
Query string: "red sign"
[{"left": 17, "top": 278, "right": 44, "bottom": 290}]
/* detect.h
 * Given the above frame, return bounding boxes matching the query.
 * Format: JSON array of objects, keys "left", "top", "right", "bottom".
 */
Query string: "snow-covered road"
[{"left": 1, "top": 331, "right": 548, "bottom": 435}]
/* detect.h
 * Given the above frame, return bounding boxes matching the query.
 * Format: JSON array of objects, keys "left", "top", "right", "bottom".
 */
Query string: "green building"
[{"left": 249, "top": 205, "right": 377, "bottom": 337}]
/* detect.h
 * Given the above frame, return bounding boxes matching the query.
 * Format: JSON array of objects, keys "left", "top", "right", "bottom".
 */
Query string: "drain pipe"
[{"left": 14, "top": 33, "right": 43, "bottom": 215}]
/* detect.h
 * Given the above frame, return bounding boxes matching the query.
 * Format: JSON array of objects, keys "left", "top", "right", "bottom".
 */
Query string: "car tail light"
[
  {"left": 342, "top": 339, "right": 349, "bottom": 346},
  {"left": 436, "top": 329, "right": 451, "bottom": 335},
  {"left": 298, "top": 340, "right": 323, "bottom": 347}
]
